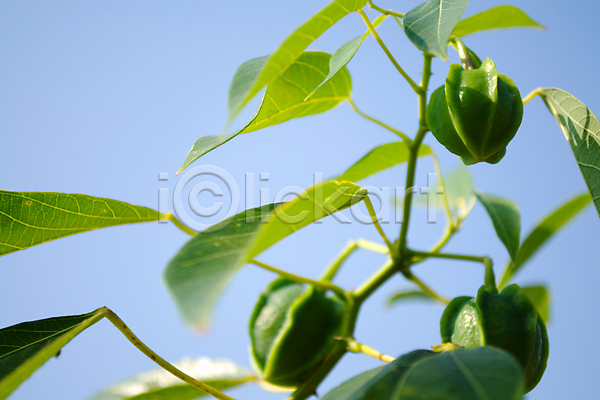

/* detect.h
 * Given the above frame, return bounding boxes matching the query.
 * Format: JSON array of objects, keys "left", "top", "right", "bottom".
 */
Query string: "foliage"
[{"left": 1, "top": 1, "right": 597, "bottom": 400}]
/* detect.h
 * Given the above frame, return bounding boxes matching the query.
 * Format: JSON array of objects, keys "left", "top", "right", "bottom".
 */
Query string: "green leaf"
[
  {"left": 0, "top": 308, "right": 107, "bottom": 399},
  {"left": 0, "top": 191, "right": 164, "bottom": 257},
  {"left": 335, "top": 142, "right": 432, "bottom": 182},
  {"left": 306, "top": 15, "right": 386, "bottom": 100},
  {"left": 88, "top": 357, "right": 255, "bottom": 400},
  {"left": 415, "top": 165, "right": 475, "bottom": 221},
  {"left": 227, "top": 55, "right": 271, "bottom": 118},
  {"left": 321, "top": 366, "right": 385, "bottom": 400},
  {"left": 324, "top": 351, "right": 437, "bottom": 400},
  {"left": 403, "top": 0, "right": 469, "bottom": 60},
  {"left": 178, "top": 51, "right": 352, "bottom": 174},
  {"left": 164, "top": 181, "right": 367, "bottom": 329},
  {"left": 323, "top": 347, "right": 524, "bottom": 400},
  {"left": 498, "top": 192, "right": 590, "bottom": 287},
  {"left": 539, "top": 88, "right": 600, "bottom": 218},
  {"left": 388, "top": 290, "right": 435, "bottom": 306},
  {"left": 452, "top": 6, "right": 543, "bottom": 37},
  {"left": 392, "top": 347, "right": 525, "bottom": 399},
  {"left": 521, "top": 285, "right": 551, "bottom": 323},
  {"left": 227, "top": 0, "right": 368, "bottom": 119},
  {"left": 475, "top": 191, "right": 521, "bottom": 265}
]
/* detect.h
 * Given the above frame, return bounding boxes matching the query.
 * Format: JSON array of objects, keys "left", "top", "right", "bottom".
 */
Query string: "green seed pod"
[
  {"left": 440, "top": 284, "right": 549, "bottom": 392},
  {"left": 426, "top": 58, "right": 523, "bottom": 165},
  {"left": 249, "top": 278, "right": 347, "bottom": 388}
]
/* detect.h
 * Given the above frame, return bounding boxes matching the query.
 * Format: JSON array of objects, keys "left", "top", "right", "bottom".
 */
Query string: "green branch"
[
  {"left": 348, "top": 98, "right": 411, "bottom": 144},
  {"left": 249, "top": 259, "right": 349, "bottom": 299},
  {"left": 166, "top": 213, "right": 197, "bottom": 236},
  {"left": 364, "top": 196, "right": 400, "bottom": 261},
  {"left": 522, "top": 88, "right": 542, "bottom": 104},
  {"left": 320, "top": 239, "right": 390, "bottom": 282},
  {"left": 407, "top": 250, "right": 497, "bottom": 293},
  {"left": 358, "top": 9, "right": 420, "bottom": 93},
  {"left": 405, "top": 271, "right": 449, "bottom": 304},
  {"left": 103, "top": 308, "right": 240, "bottom": 400},
  {"left": 337, "top": 337, "right": 396, "bottom": 363},
  {"left": 368, "top": 1, "right": 405, "bottom": 18},
  {"left": 449, "top": 35, "right": 475, "bottom": 69},
  {"left": 398, "top": 54, "right": 433, "bottom": 257}
]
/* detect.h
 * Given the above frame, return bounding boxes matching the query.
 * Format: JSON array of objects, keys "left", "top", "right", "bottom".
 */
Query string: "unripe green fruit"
[
  {"left": 249, "top": 278, "right": 347, "bottom": 388},
  {"left": 440, "top": 284, "right": 549, "bottom": 392},
  {"left": 426, "top": 58, "right": 523, "bottom": 165}
]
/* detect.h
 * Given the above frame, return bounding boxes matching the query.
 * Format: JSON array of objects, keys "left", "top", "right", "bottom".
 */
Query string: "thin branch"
[
  {"left": 337, "top": 337, "right": 396, "bottom": 363},
  {"left": 167, "top": 213, "right": 197, "bottom": 236},
  {"left": 522, "top": 88, "right": 542, "bottom": 105},
  {"left": 348, "top": 98, "right": 411, "bottom": 144},
  {"left": 357, "top": 9, "right": 421, "bottom": 94},
  {"left": 405, "top": 272, "right": 449, "bottom": 304},
  {"left": 364, "top": 196, "right": 400, "bottom": 261},
  {"left": 368, "top": 1, "right": 405, "bottom": 18},
  {"left": 104, "top": 308, "right": 240, "bottom": 400},
  {"left": 249, "top": 259, "right": 348, "bottom": 298}
]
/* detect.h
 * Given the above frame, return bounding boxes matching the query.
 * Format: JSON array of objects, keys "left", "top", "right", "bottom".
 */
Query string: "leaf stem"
[
  {"left": 364, "top": 196, "right": 400, "bottom": 261},
  {"left": 357, "top": 9, "right": 420, "bottom": 94},
  {"left": 408, "top": 250, "right": 489, "bottom": 264},
  {"left": 103, "top": 308, "right": 239, "bottom": 400},
  {"left": 407, "top": 251, "right": 497, "bottom": 293},
  {"left": 522, "top": 88, "right": 542, "bottom": 105},
  {"left": 337, "top": 337, "right": 396, "bottom": 363},
  {"left": 347, "top": 98, "right": 411, "bottom": 144},
  {"left": 353, "top": 259, "right": 396, "bottom": 304},
  {"left": 249, "top": 259, "right": 348, "bottom": 299},
  {"left": 398, "top": 54, "right": 433, "bottom": 257},
  {"left": 448, "top": 35, "right": 475, "bottom": 69},
  {"left": 404, "top": 271, "right": 449, "bottom": 304},
  {"left": 320, "top": 239, "right": 389, "bottom": 282},
  {"left": 368, "top": 1, "right": 405, "bottom": 18},
  {"left": 166, "top": 213, "right": 197, "bottom": 236}
]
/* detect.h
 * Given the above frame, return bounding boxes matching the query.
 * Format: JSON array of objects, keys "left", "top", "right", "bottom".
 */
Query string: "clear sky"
[{"left": 2, "top": 1, "right": 600, "bottom": 399}]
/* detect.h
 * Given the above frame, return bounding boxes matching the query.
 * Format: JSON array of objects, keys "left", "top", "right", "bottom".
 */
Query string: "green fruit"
[
  {"left": 426, "top": 58, "right": 523, "bottom": 165},
  {"left": 440, "top": 284, "right": 549, "bottom": 392},
  {"left": 249, "top": 278, "right": 347, "bottom": 388}
]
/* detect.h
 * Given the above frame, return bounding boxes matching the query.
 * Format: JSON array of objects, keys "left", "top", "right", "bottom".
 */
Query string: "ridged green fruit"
[
  {"left": 440, "top": 284, "right": 549, "bottom": 392},
  {"left": 426, "top": 58, "right": 523, "bottom": 165},
  {"left": 249, "top": 278, "right": 347, "bottom": 388}
]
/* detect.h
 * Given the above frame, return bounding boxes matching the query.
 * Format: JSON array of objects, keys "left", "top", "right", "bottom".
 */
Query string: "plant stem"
[
  {"left": 368, "top": 1, "right": 405, "bottom": 18},
  {"left": 405, "top": 271, "right": 449, "bottom": 304},
  {"left": 408, "top": 250, "right": 489, "bottom": 263},
  {"left": 339, "top": 337, "right": 396, "bottom": 363},
  {"left": 364, "top": 196, "right": 400, "bottom": 261},
  {"left": 357, "top": 9, "right": 420, "bottom": 94},
  {"left": 398, "top": 54, "right": 433, "bottom": 257},
  {"left": 348, "top": 98, "right": 411, "bottom": 144},
  {"left": 292, "top": 46, "right": 437, "bottom": 400},
  {"left": 320, "top": 241, "right": 360, "bottom": 282},
  {"left": 320, "top": 239, "right": 390, "bottom": 282},
  {"left": 353, "top": 259, "right": 396, "bottom": 304},
  {"left": 249, "top": 259, "right": 348, "bottom": 299},
  {"left": 166, "top": 213, "right": 197, "bottom": 236},
  {"left": 103, "top": 308, "right": 240, "bottom": 400},
  {"left": 449, "top": 35, "right": 475, "bottom": 69},
  {"left": 407, "top": 250, "right": 497, "bottom": 294},
  {"left": 522, "top": 88, "right": 542, "bottom": 104}
]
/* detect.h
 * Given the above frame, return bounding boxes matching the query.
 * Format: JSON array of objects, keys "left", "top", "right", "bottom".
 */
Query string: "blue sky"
[{"left": 2, "top": 1, "right": 600, "bottom": 399}]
